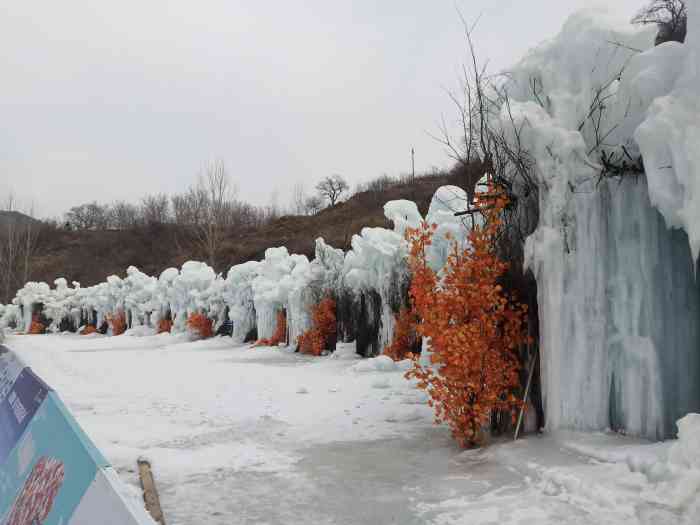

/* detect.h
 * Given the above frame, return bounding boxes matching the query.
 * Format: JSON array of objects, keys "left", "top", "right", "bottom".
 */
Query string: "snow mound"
[
  {"left": 352, "top": 355, "right": 397, "bottom": 373},
  {"left": 383, "top": 199, "right": 421, "bottom": 236},
  {"left": 123, "top": 325, "right": 157, "bottom": 337},
  {"left": 669, "top": 413, "right": 700, "bottom": 470}
]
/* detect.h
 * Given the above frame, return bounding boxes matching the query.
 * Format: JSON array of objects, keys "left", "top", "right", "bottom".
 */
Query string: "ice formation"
[
  {"left": 251, "top": 247, "right": 306, "bottom": 341},
  {"left": 0, "top": 183, "right": 470, "bottom": 358},
  {"left": 635, "top": 0, "right": 700, "bottom": 262},
  {"left": 425, "top": 185, "right": 471, "bottom": 272},
  {"left": 504, "top": 8, "right": 700, "bottom": 439}
]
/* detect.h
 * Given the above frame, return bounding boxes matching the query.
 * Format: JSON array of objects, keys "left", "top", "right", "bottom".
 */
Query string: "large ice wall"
[
  {"left": 635, "top": 1, "right": 700, "bottom": 262},
  {"left": 505, "top": 8, "right": 700, "bottom": 439},
  {"left": 526, "top": 175, "right": 700, "bottom": 439}
]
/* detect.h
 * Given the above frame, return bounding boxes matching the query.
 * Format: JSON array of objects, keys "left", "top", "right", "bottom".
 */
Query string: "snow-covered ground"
[{"left": 6, "top": 333, "right": 698, "bottom": 525}]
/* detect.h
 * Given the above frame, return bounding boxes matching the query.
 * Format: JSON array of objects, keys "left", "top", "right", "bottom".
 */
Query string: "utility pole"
[{"left": 411, "top": 147, "right": 415, "bottom": 181}]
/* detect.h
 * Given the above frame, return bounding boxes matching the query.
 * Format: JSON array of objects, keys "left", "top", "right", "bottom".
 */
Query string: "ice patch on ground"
[
  {"left": 6, "top": 334, "right": 700, "bottom": 524},
  {"left": 352, "top": 355, "right": 397, "bottom": 373}
]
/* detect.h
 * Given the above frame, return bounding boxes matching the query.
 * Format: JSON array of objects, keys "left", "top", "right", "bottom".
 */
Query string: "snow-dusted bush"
[{"left": 223, "top": 261, "right": 260, "bottom": 343}]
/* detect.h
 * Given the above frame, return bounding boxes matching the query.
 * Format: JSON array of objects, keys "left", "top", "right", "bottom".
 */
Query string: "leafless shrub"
[
  {"left": 365, "top": 174, "right": 396, "bottom": 194},
  {"left": 432, "top": 13, "right": 539, "bottom": 250},
  {"left": 110, "top": 201, "right": 140, "bottom": 230},
  {"left": 65, "top": 202, "right": 111, "bottom": 230},
  {"left": 140, "top": 194, "right": 171, "bottom": 227},
  {"left": 0, "top": 195, "right": 43, "bottom": 303},
  {"left": 304, "top": 195, "right": 324, "bottom": 215}
]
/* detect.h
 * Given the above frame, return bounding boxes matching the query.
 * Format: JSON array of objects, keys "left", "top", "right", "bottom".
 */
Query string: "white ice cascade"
[{"left": 504, "top": 8, "right": 700, "bottom": 439}]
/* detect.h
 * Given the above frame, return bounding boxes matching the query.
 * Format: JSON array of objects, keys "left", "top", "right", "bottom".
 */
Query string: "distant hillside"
[
  {"left": 0, "top": 210, "right": 40, "bottom": 226},
  {"left": 28, "top": 173, "right": 463, "bottom": 288}
]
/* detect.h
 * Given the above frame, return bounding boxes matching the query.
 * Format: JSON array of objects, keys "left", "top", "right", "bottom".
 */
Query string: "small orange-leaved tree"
[
  {"left": 298, "top": 296, "right": 337, "bottom": 356},
  {"left": 28, "top": 313, "right": 46, "bottom": 335},
  {"left": 384, "top": 307, "right": 420, "bottom": 361},
  {"left": 256, "top": 310, "right": 287, "bottom": 346},
  {"left": 106, "top": 311, "right": 127, "bottom": 336},
  {"left": 81, "top": 325, "right": 98, "bottom": 335},
  {"left": 405, "top": 185, "right": 528, "bottom": 447},
  {"left": 187, "top": 312, "right": 214, "bottom": 339},
  {"left": 157, "top": 318, "right": 173, "bottom": 333}
]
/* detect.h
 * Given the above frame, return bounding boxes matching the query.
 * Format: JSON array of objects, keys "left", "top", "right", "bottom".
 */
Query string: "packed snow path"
[{"left": 6, "top": 334, "right": 696, "bottom": 525}]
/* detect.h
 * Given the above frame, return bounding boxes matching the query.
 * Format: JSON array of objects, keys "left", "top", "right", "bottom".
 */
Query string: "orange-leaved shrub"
[
  {"left": 157, "top": 318, "right": 173, "bottom": 334},
  {"left": 383, "top": 307, "right": 420, "bottom": 361},
  {"left": 405, "top": 184, "right": 529, "bottom": 448},
  {"left": 106, "top": 311, "right": 127, "bottom": 336},
  {"left": 255, "top": 310, "right": 287, "bottom": 346},
  {"left": 28, "top": 313, "right": 46, "bottom": 335},
  {"left": 81, "top": 325, "right": 98, "bottom": 335},
  {"left": 187, "top": 312, "right": 214, "bottom": 339},
  {"left": 298, "top": 296, "right": 337, "bottom": 356}
]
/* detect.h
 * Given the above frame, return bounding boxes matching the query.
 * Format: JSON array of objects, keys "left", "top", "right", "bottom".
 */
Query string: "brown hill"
[
  {"left": 0, "top": 210, "right": 40, "bottom": 227},
  {"left": 28, "top": 172, "right": 462, "bottom": 288}
]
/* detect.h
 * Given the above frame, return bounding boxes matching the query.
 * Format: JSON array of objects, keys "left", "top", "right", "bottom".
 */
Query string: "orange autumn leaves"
[
  {"left": 255, "top": 298, "right": 337, "bottom": 355},
  {"left": 255, "top": 310, "right": 287, "bottom": 347},
  {"left": 384, "top": 307, "right": 420, "bottom": 361},
  {"left": 157, "top": 318, "right": 173, "bottom": 334},
  {"left": 28, "top": 313, "right": 46, "bottom": 335},
  {"left": 397, "top": 184, "right": 529, "bottom": 447},
  {"left": 80, "top": 325, "right": 98, "bottom": 335},
  {"left": 187, "top": 312, "right": 214, "bottom": 339},
  {"left": 298, "top": 297, "right": 336, "bottom": 356}
]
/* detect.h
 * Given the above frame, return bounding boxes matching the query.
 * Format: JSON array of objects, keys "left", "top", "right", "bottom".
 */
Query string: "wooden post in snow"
[
  {"left": 514, "top": 349, "right": 537, "bottom": 441},
  {"left": 138, "top": 459, "right": 166, "bottom": 525}
]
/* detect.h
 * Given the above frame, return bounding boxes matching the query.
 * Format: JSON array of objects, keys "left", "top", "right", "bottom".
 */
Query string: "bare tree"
[
  {"left": 172, "top": 187, "right": 208, "bottom": 227},
  {"left": 140, "top": 194, "right": 171, "bottom": 226},
  {"left": 64, "top": 202, "right": 111, "bottom": 230},
  {"left": 0, "top": 194, "right": 41, "bottom": 303},
  {"left": 192, "top": 160, "right": 238, "bottom": 268},
  {"left": 633, "top": 0, "right": 686, "bottom": 45},
  {"left": 427, "top": 12, "right": 543, "bottom": 271},
  {"left": 110, "top": 201, "right": 140, "bottom": 230},
  {"left": 315, "top": 175, "right": 349, "bottom": 207},
  {"left": 304, "top": 195, "right": 324, "bottom": 215}
]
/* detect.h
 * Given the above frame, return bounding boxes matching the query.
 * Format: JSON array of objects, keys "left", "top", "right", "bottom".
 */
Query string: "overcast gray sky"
[{"left": 1, "top": 0, "right": 643, "bottom": 218}]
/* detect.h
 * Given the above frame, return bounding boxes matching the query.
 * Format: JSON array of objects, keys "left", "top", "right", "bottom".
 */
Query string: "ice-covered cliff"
[{"left": 505, "top": 6, "right": 700, "bottom": 439}]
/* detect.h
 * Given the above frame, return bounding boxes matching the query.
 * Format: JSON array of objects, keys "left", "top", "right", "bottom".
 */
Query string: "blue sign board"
[{"left": 0, "top": 344, "right": 154, "bottom": 525}]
